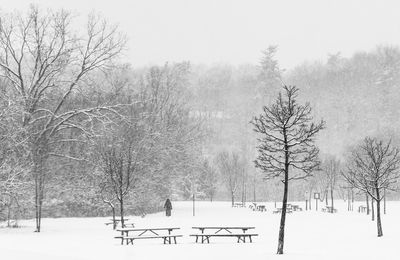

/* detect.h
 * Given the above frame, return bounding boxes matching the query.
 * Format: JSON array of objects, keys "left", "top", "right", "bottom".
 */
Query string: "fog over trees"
[{"left": 1, "top": 6, "right": 400, "bottom": 242}]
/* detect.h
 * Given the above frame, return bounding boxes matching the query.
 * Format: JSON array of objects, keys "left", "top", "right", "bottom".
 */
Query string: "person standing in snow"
[{"left": 164, "top": 198, "right": 172, "bottom": 217}]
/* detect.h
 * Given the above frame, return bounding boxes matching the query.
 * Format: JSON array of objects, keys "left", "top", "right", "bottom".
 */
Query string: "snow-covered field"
[{"left": 1, "top": 200, "right": 399, "bottom": 260}]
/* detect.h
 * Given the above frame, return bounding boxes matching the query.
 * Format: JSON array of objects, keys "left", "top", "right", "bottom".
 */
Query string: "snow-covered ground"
[{"left": 1, "top": 200, "right": 399, "bottom": 260}]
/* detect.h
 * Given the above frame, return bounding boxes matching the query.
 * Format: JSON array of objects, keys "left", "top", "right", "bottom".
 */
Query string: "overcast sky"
[{"left": 2, "top": 0, "right": 400, "bottom": 69}]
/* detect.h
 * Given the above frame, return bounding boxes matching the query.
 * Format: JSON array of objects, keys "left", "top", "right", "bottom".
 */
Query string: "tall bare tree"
[
  {"left": 215, "top": 151, "right": 244, "bottom": 206},
  {"left": 199, "top": 159, "right": 218, "bottom": 202},
  {"left": 343, "top": 137, "right": 400, "bottom": 237},
  {"left": 0, "top": 6, "right": 126, "bottom": 231},
  {"left": 251, "top": 85, "right": 324, "bottom": 254},
  {"left": 322, "top": 156, "right": 341, "bottom": 211}
]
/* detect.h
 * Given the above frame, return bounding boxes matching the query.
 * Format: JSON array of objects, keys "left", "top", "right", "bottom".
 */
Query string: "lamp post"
[{"left": 314, "top": 192, "right": 320, "bottom": 211}]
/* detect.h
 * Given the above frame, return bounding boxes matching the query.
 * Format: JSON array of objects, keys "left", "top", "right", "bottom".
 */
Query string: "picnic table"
[
  {"left": 291, "top": 205, "right": 302, "bottom": 211},
  {"left": 256, "top": 205, "right": 266, "bottom": 212},
  {"left": 249, "top": 202, "right": 257, "bottom": 210},
  {"left": 322, "top": 206, "right": 337, "bottom": 213},
  {"left": 233, "top": 202, "right": 245, "bottom": 208},
  {"left": 115, "top": 227, "right": 182, "bottom": 245},
  {"left": 190, "top": 226, "right": 257, "bottom": 243},
  {"left": 249, "top": 203, "right": 266, "bottom": 212}
]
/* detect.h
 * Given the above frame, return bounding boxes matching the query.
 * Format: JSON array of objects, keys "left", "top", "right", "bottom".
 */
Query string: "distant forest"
[{"left": 1, "top": 6, "right": 400, "bottom": 225}]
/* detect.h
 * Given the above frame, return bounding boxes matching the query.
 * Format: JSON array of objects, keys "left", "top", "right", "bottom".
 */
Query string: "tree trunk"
[
  {"left": 7, "top": 202, "right": 11, "bottom": 227},
  {"left": 366, "top": 193, "right": 369, "bottom": 215},
  {"left": 111, "top": 206, "right": 116, "bottom": 230},
  {"left": 371, "top": 197, "right": 375, "bottom": 221},
  {"left": 330, "top": 188, "right": 334, "bottom": 213},
  {"left": 34, "top": 156, "right": 45, "bottom": 233},
  {"left": 347, "top": 190, "right": 351, "bottom": 211},
  {"left": 35, "top": 176, "right": 44, "bottom": 232},
  {"left": 231, "top": 192, "right": 235, "bottom": 207},
  {"left": 119, "top": 198, "right": 125, "bottom": 228},
  {"left": 325, "top": 190, "right": 328, "bottom": 206},
  {"left": 253, "top": 178, "right": 256, "bottom": 202},
  {"left": 277, "top": 136, "right": 289, "bottom": 255},
  {"left": 376, "top": 188, "right": 383, "bottom": 237},
  {"left": 351, "top": 189, "right": 354, "bottom": 211},
  {"left": 383, "top": 188, "right": 386, "bottom": 214},
  {"left": 277, "top": 172, "right": 289, "bottom": 254}
]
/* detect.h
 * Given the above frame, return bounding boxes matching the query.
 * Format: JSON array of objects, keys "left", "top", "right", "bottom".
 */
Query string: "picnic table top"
[
  {"left": 192, "top": 226, "right": 255, "bottom": 230},
  {"left": 117, "top": 227, "right": 180, "bottom": 232},
  {"left": 110, "top": 218, "right": 129, "bottom": 221}
]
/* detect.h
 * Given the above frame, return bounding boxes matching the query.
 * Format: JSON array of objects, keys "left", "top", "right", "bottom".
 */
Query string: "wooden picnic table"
[
  {"left": 115, "top": 227, "right": 182, "bottom": 245},
  {"left": 249, "top": 203, "right": 266, "bottom": 211},
  {"left": 233, "top": 202, "right": 245, "bottom": 208},
  {"left": 192, "top": 226, "right": 255, "bottom": 234},
  {"left": 322, "top": 206, "right": 337, "bottom": 213},
  {"left": 249, "top": 202, "right": 257, "bottom": 210},
  {"left": 291, "top": 205, "right": 302, "bottom": 211},
  {"left": 191, "top": 226, "right": 257, "bottom": 243}
]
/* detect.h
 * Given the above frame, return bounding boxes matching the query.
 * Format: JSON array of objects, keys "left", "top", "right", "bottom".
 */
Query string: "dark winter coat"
[{"left": 164, "top": 199, "right": 172, "bottom": 210}]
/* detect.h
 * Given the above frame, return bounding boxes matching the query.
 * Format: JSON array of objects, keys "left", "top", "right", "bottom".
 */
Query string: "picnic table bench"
[
  {"left": 115, "top": 227, "right": 182, "bottom": 245},
  {"left": 190, "top": 227, "right": 258, "bottom": 243}
]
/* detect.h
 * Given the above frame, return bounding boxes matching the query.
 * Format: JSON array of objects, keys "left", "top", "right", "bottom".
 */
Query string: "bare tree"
[
  {"left": 94, "top": 115, "right": 154, "bottom": 228},
  {"left": 343, "top": 137, "right": 400, "bottom": 237},
  {"left": 251, "top": 85, "right": 324, "bottom": 254},
  {"left": 322, "top": 156, "right": 341, "bottom": 212},
  {"left": 99, "top": 181, "right": 118, "bottom": 229},
  {"left": 0, "top": 6, "right": 125, "bottom": 232},
  {"left": 199, "top": 159, "right": 218, "bottom": 202},
  {"left": 215, "top": 151, "right": 244, "bottom": 206}
]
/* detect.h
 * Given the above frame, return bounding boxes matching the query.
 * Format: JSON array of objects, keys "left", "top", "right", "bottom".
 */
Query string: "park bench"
[
  {"left": 190, "top": 227, "right": 258, "bottom": 243},
  {"left": 115, "top": 227, "right": 182, "bottom": 245}
]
